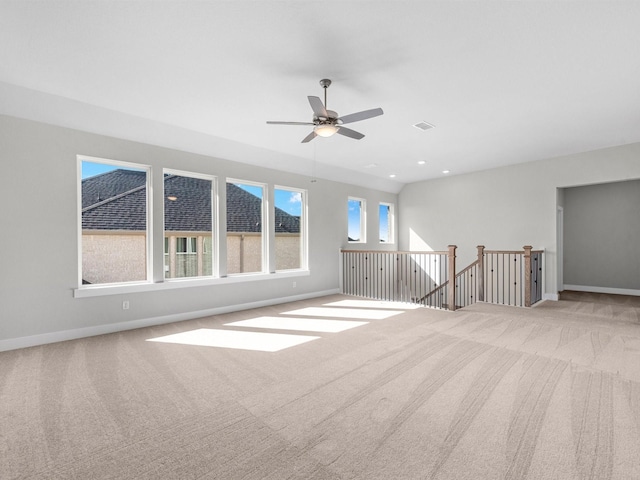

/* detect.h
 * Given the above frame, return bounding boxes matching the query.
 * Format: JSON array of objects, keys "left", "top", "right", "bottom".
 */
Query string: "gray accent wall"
[
  {"left": 0, "top": 114, "right": 397, "bottom": 348},
  {"left": 563, "top": 180, "right": 640, "bottom": 291},
  {"left": 399, "top": 143, "right": 640, "bottom": 297}
]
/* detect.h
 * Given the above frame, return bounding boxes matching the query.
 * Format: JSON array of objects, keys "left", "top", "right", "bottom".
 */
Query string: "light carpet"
[{"left": 1, "top": 292, "right": 639, "bottom": 479}]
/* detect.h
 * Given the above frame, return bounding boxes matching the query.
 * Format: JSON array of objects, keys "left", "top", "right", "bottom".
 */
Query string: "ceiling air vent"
[{"left": 413, "top": 121, "right": 435, "bottom": 131}]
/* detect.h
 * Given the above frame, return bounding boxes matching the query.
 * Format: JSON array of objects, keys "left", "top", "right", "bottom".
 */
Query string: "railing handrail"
[
  {"left": 456, "top": 259, "right": 480, "bottom": 276},
  {"left": 420, "top": 279, "right": 449, "bottom": 301},
  {"left": 340, "top": 249, "right": 449, "bottom": 255},
  {"left": 483, "top": 250, "right": 523, "bottom": 255},
  {"left": 482, "top": 249, "right": 544, "bottom": 254}
]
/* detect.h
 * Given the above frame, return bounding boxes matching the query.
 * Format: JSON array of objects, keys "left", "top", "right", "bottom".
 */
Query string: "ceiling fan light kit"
[
  {"left": 267, "top": 79, "right": 384, "bottom": 143},
  {"left": 314, "top": 124, "right": 338, "bottom": 137}
]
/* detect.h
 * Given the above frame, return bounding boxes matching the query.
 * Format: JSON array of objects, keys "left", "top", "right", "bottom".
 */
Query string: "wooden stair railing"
[{"left": 341, "top": 245, "right": 543, "bottom": 310}]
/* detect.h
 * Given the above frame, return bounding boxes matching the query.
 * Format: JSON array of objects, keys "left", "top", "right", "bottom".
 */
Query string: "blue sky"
[
  {"left": 379, "top": 204, "right": 390, "bottom": 242},
  {"left": 348, "top": 199, "right": 362, "bottom": 241},
  {"left": 81, "top": 162, "right": 119, "bottom": 179}
]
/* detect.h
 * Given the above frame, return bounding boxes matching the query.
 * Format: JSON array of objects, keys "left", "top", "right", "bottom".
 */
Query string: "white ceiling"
[{"left": 1, "top": 1, "right": 640, "bottom": 193}]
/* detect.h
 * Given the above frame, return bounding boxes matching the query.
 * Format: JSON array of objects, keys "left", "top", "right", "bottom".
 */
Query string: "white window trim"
[
  {"left": 75, "top": 164, "right": 313, "bottom": 297},
  {"left": 175, "top": 237, "right": 197, "bottom": 254},
  {"left": 226, "top": 178, "right": 268, "bottom": 275},
  {"left": 77, "top": 155, "right": 153, "bottom": 288},
  {"left": 274, "top": 185, "right": 308, "bottom": 272},
  {"left": 73, "top": 270, "right": 310, "bottom": 298},
  {"left": 163, "top": 168, "right": 218, "bottom": 280},
  {"left": 379, "top": 202, "right": 395, "bottom": 244},
  {"left": 348, "top": 196, "right": 366, "bottom": 244}
]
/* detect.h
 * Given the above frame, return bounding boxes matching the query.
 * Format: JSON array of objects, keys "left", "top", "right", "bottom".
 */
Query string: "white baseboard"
[
  {"left": 542, "top": 293, "right": 559, "bottom": 301},
  {"left": 562, "top": 284, "right": 640, "bottom": 297},
  {"left": 0, "top": 289, "right": 340, "bottom": 353}
]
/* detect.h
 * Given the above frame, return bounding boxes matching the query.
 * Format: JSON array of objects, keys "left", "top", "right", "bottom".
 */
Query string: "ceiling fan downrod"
[{"left": 319, "top": 78, "right": 331, "bottom": 109}]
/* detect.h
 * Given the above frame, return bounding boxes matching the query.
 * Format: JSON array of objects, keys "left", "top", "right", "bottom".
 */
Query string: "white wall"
[
  {"left": 399, "top": 143, "right": 640, "bottom": 297},
  {"left": 563, "top": 179, "right": 640, "bottom": 292},
  {"left": 0, "top": 115, "right": 397, "bottom": 349}
]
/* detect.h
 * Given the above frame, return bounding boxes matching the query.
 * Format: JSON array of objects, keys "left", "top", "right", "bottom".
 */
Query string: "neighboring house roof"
[
  {"left": 81, "top": 169, "right": 147, "bottom": 209},
  {"left": 81, "top": 169, "right": 300, "bottom": 233}
]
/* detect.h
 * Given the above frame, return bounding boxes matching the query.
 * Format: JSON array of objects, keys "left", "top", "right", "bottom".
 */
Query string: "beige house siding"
[
  {"left": 83, "top": 232, "right": 301, "bottom": 283},
  {"left": 82, "top": 232, "right": 147, "bottom": 284},
  {"left": 275, "top": 234, "right": 301, "bottom": 271},
  {"left": 226, "top": 233, "right": 301, "bottom": 274}
]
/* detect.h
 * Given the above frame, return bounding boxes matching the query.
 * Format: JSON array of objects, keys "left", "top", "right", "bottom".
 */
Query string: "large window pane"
[
  {"left": 164, "top": 172, "right": 214, "bottom": 279},
  {"left": 275, "top": 187, "right": 305, "bottom": 270},
  {"left": 80, "top": 158, "right": 148, "bottom": 285},
  {"left": 227, "top": 181, "right": 264, "bottom": 274}
]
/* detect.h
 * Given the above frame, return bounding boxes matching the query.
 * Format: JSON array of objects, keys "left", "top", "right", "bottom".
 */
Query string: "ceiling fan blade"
[
  {"left": 338, "top": 108, "right": 384, "bottom": 125},
  {"left": 308, "top": 96, "right": 328, "bottom": 118},
  {"left": 267, "top": 121, "right": 315, "bottom": 125},
  {"left": 301, "top": 131, "right": 317, "bottom": 143},
  {"left": 336, "top": 126, "right": 365, "bottom": 140}
]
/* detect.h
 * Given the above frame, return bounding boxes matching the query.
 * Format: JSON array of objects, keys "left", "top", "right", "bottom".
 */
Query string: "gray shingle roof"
[
  {"left": 164, "top": 175, "right": 212, "bottom": 231},
  {"left": 81, "top": 169, "right": 147, "bottom": 209},
  {"left": 81, "top": 170, "right": 300, "bottom": 233}
]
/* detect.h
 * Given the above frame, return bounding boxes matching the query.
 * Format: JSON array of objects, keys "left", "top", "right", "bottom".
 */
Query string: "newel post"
[
  {"left": 448, "top": 245, "right": 457, "bottom": 311},
  {"left": 523, "top": 245, "right": 532, "bottom": 307},
  {"left": 477, "top": 245, "right": 485, "bottom": 302}
]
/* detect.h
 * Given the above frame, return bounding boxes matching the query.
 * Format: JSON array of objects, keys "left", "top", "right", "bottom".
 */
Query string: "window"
[
  {"left": 274, "top": 186, "right": 306, "bottom": 270},
  {"left": 348, "top": 197, "right": 366, "bottom": 243},
  {"left": 76, "top": 159, "right": 309, "bottom": 296},
  {"left": 379, "top": 202, "right": 394, "bottom": 243},
  {"left": 79, "top": 156, "right": 150, "bottom": 285},
  {"left": 176, "top": 237, "right": 197, "bottom": 254},
  {"left": 227, "top": 180, "right": 265, "bottom": 274},
  {"left": 164, "top": 171, "right": 215, "bottom": 279}
]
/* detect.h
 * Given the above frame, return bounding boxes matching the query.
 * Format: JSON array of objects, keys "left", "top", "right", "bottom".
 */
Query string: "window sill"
[{"left": 74, "top": 269, "right": 310, "bottom": 298}]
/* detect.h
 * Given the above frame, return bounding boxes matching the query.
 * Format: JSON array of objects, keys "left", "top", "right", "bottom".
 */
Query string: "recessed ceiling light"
[
  {"left": 389, "top": 174, "right": 396, "bottom": 178},
  {"left": 417, "top": 160, "right": 426, "bottom": 165},
  {"left": 413, "top": 121, "right": 435, "bottom": 131},
  {"left": 442, "top": 170, "right": 450, "bottom": 174}
]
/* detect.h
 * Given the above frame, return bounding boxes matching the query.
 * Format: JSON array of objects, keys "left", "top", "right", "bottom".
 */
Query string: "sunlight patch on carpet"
[
  {"left": 323, "top": 299, "right": 421, "bottom": 310},
  {"left": 280, "top": 307, "right": 403, "bottom": 320},
  {"left": 146, "top": 328, "right": 319, "bottom": 352},
  {"left": 225, "top": 316, "right": 368, "bottom": 333}
]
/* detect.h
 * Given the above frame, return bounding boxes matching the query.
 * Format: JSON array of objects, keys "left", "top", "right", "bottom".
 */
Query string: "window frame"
[
  {"left": 379, "top": 202, "right": 395, "bottom": 244},
  {"left": 163, "top": 169, "right": 218, "bottom": 281},
  {"left": 274, "top": 185, "right": 308, "bottom": 272},
  {"left": 226, "top": 178, "right": 268, "bottom": 276},
  {"left": 348, "top": 196, "right": 366, "bottom": 244},
  {"left": 77, "top": 154, "right": 153, "bottom": 288},
  {"left": 175, "top": 237, "right": 197, "bottom": 254},
  {"left": 74, "top": 162, "right": 311, "bottom": 298}
]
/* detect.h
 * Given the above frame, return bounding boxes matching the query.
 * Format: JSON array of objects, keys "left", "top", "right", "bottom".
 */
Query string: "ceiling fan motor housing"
[{"left": 315, "top": 110, "right": 339, "bottom": 124}]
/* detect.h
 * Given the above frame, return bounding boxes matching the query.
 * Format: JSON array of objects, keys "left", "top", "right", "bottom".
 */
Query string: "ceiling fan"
[{"left": 266, "top": 79, "right": 383, "bottom": 143}]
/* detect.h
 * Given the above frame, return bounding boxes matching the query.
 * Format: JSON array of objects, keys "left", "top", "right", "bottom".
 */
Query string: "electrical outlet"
[{"left": 122, "top": 301, "right": 130, "bottom": 310}]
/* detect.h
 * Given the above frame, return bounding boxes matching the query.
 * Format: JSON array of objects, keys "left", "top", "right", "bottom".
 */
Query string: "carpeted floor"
[{"left": 1, "top": 293, "right": 639, "bottom": 479}]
